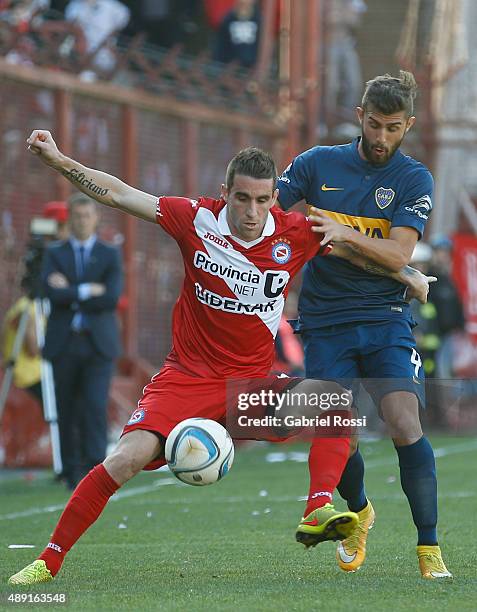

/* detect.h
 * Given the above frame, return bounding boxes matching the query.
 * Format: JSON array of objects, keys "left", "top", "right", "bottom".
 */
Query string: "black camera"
[{"left": 22, "top": 218, "right": 59, "bottom": 299}]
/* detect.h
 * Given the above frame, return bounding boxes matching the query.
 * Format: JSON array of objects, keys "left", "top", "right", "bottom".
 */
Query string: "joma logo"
[{"left": 204, "top": 232, "right": 229, "bottom": 249}]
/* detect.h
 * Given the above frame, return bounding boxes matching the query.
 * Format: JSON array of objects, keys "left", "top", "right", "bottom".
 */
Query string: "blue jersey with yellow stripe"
[{"left": 278, "top": 138, "right": 433, "bottom": 329}]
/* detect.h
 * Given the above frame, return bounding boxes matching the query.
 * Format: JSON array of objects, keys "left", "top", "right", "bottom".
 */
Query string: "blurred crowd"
[
  {"left": 0, "top": 0, "right": 374, "bottom": 150},
  {"left": 0, "top": 0, "right": 264, "bottom": 75},
  {"left": 0, "top": 0, "right": 368, "bottom": 131}
]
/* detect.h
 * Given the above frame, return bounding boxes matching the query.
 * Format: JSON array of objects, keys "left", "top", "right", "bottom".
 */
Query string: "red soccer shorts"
[{"left": 121, "top": 365, "right": 299, "bottom": 470}]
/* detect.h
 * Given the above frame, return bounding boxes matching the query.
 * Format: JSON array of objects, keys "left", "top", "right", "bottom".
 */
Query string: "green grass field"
[{"left": 1, "top": 436, "right": 476, "bottom": 611}]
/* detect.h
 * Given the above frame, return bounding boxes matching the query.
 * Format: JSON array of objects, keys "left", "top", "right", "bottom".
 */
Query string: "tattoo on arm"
[
  {"left": 333, "top": 243, "right": 386, "bottom": 272},
  {"left": 363, "top": 262, "right": 391, "bottom": 276},
  {"left": 62, "top": 168, "right": 109, "bottom": 197},
  {"left": 363, "top": 264, "right": 419, "bottom": 287},
  {"left": 364, "top": 263, "right": 417, "bottom": 279},
  {"left": 332, "top": 243, "right": 418, "bottom": 281},
  {"left": 347, "top": 243, "right": 367, "bottom": 257},
  {"left": 336, "top": 244, "right": 405, "bottom": 278}
]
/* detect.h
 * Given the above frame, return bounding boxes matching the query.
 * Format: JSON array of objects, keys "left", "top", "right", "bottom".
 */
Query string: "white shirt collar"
[
  {"left": 70, "top": 234, "right": 97, "bottom": 252},
  {"left": 218, "top": 205, "right": 275, "bottom": 248}
]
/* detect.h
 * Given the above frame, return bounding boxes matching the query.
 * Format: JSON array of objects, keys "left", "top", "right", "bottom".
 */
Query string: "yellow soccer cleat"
[
  {"left": 296, "top": 503, "right": 359, "bottom": 548},
  {"left": 417, "top": 545, "right": 453, "bottom": 579},
  {"left": 336, "top": 499, "right": 375, "bottom": 572},
  {"left": 8, "top": 560, "right": 53, "bottom": 586}
]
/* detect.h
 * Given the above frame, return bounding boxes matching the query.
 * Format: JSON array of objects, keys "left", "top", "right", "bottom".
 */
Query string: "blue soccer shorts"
[{"left": 302, "top": 319, "right": 425, "bottom": 410}]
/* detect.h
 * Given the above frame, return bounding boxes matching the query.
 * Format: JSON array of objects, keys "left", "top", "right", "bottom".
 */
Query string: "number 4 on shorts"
[{"left": 411, "top": 348, "right": 422, "bottom": 378}]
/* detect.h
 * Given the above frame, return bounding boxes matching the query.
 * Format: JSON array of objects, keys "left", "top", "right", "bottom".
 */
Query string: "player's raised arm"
[{"left": 27, "top": 130, "right": 157, "bottom": 223}]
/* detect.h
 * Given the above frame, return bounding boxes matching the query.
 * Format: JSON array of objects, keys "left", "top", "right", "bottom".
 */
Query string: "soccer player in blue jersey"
[{"left": 278, "top": 71, "right": 452, "bottom": 579}]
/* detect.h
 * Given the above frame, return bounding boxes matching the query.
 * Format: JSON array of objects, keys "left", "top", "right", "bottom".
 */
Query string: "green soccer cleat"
[
  {"left": 417, "top": 545, "right": 453, "bottom": 579},
  {"left": 8, "top": 560, "right": 53, "bottom": 586},
  {"left": 296, "top": 503, "right": 359, "bottom": 548},
  {"left": 336, "top": 499, "right": 375, "bottom": 572}
]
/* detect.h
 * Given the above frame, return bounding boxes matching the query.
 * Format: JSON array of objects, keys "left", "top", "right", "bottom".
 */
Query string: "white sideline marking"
[
  {"left": 0, "top": 478, "right": 178, "bottom": 521},
  {"left": 265, "top": 440, "right": 477, "bottom": 468},
  {"left": 364, "top": 439, "right": 477, "bottom": 468},
  {"left": 0, "top": 504, "right": 65, "bottom": 521},
  {"left": 112, "top": 478, "right": 177, "bottom": 500},
  {"left": 0, "top": 440, "right": 476, "bottom": 521}
]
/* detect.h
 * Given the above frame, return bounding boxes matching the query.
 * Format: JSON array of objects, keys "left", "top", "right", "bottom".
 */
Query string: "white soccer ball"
[{"left": 165, "top": 418, "right": 234, "bottom": 486}]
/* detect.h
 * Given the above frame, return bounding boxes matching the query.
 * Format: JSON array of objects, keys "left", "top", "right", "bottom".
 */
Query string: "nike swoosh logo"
[
  {"left": 321, "top": 184, "right": 344, "bottom": 191},
  {"left": 337, "top": 542, "right": 357, "bottom": 563},
  {"left": 430, "top": 571, "right": 452, "bottom": 578},
  {"left": 301, "top": 518, "right": 319, "bottom": 527}
]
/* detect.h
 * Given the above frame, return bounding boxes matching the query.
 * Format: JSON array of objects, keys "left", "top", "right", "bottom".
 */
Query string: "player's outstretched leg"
[
  {"left": 296, "top": 503, "right": 359, "bottom": 548},
  {"left": 296, "top": 434, "right": 358, "bottom": 548},
  {"left": 8, "top": 430, "right": 161, "bottom": 585}
]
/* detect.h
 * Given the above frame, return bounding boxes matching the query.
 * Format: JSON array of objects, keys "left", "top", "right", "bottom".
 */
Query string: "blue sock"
[
  {"left": 337, "top": 448, "right": 368, "bottom": 513},
  {"left": 395, "top": 437, "right": 438, "bottom": 546}
]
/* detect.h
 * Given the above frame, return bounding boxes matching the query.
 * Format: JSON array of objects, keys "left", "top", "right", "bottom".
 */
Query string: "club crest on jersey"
[
  {"left": 375, "top": 187, "right": 395, "bottom": 209},
  {"left": 127, "top": 408, "right": 145, "bottom": 425},
  {"left": 271, "top": 239, "right": 292, "bottom": 264}
]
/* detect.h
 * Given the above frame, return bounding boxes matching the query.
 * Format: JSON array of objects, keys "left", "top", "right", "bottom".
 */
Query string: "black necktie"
[
  {"left": 78, "top": 245, "right": 86, "bottom": 280},
  {"left": 76, "top": 246, "right": 89, "bottom": 330}
]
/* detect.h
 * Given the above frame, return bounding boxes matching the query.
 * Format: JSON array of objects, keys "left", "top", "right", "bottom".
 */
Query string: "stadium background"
[
  {"left": 1, "top": 0, "right": 477, "bottom": 464},
  {"left": 1, "top": 2, "right": 477, "bottom": 608}
]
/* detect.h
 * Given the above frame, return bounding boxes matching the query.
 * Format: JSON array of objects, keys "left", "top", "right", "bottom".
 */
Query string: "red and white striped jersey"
[{"left": 156, "top": 196, "right": 328, "bottom": 378}]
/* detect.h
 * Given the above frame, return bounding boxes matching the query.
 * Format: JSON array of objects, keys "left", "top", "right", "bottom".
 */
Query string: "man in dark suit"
[{"left": 42, "top": 192, "right": 123, "bottom": 489}]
